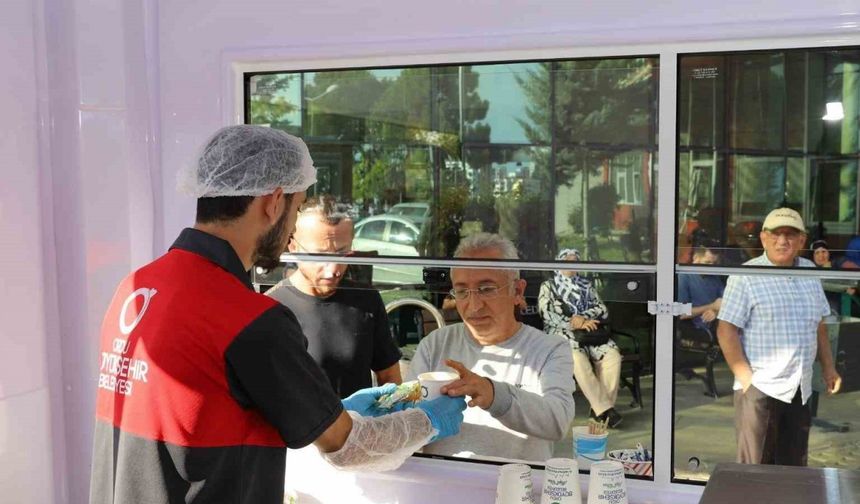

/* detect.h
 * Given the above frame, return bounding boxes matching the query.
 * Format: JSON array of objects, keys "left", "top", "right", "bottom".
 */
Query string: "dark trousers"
[{"left": 733, "top": 385, "right": 811, "bottom": 466}]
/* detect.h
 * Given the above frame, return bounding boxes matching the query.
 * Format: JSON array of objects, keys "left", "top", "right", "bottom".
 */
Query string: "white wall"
[
  {"left": 156, "top": 1, "right": 859, "bottom": 503},
  {"left": 46, "top": 0, "right": 160, "bottom": 500},
  {"left": 0, "top": 1, "right": 55, "bottom": 502},
  {"left": 1, "top": 1, "right": 160, "bottom": 503},
  {"left": 1, "top": 1, "right": 858, "bottom": 503},
  {"left": 158, "top": 0, "right": 860, "bottom": 248}
]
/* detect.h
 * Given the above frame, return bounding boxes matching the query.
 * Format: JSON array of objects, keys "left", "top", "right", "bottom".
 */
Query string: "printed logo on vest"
[
  {"left": 119, "top": 287, "right": 158, "bottom": 335},
  {"left": 98, "top": 287, "right": 157, "bottom": 396}
]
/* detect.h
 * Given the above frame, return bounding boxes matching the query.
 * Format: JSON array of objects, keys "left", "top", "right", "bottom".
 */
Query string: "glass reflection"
[
  {"left": 245, "top": 56, "right": 658, "bottom": 263},
  {"left": 253, "top": 258, "right": 655, "bottom": 474},
  {"left": 673, "top": 269, "right": 859, "bottom": 482},
  {"left": 677, "top": 47, "right": 860, "bottom": 269}
]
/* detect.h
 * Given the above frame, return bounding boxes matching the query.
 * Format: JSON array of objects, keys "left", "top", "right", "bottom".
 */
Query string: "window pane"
[
  {"left": 678, "top": 56, "right": 725, "bottom": 148},
  {"left": 785, "top": 52, "right": 808, "bottom": 151},
  {"left": 302, "top": 70, "right": 390, "bottom": 142},
  {"left": 673, "top": 269, "right": 860, "bottom": 481},
  {"left": 677, "top": 47, "right": 860, "bottom": 269},
  {"left": 257, "top": 264, "right": 655, "bottom": 473},
  {"left": 811, "top": 159, "right": 858, "bottom": 234},
  {"left": 810, "top": 49, "right": 860, "bottom": 155},
  {"left": 554, "top": 58, "right": 658, "bottom": 147},
  {"left": 556, "top": 147, "right": 655, "bottom": 263},
  {"left": 677, "top": 151, "right": 727, "bottom": 263},
  {"left": 484, "top": 63, "right": 551, "bottom": 144},
  {"left": 731, "top": 155, "right": 786, "bottom": 220},
  {"left": 247, "top": 74, "right": 302, "bottom": 135},
  {"left": 467, "top": 64, "right": 542, "bottom": 144},
  {"left": 246, "top": 56, "right": 659, "bottom": 270},
  {"left": 458, "top": 146, "right": 555, "bottom": 260},
  {"left": 727, "top": 53, "right": 785, "bottom": 151}
]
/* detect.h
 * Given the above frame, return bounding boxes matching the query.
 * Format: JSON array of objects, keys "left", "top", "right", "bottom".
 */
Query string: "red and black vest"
[{"left": 90, "top": 229, "right": 342, "bottom": 504}]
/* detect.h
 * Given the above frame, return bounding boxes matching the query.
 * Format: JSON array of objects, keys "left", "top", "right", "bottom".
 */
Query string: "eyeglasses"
[
  {"left": 765, "top": 229, "right": 804, "bottom": 241},
  {"left": 449, "top": 281, "right": 514, "bottom": 301},
  {"left": 290, "top": 236, "right": 352, "bottom": 256}
]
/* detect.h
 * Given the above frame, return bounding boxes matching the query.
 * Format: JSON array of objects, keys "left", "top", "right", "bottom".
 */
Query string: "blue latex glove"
[
  {"left": 416, "top": 395, "right": 467, "bottom": 441},
  {"left": 342, "top": 383, "right": 397, "bottom": 417}
]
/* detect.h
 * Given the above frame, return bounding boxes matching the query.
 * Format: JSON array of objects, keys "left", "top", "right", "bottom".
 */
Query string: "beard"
[{"left": 253, "top": 206, "right": 289, "bottom": 271}]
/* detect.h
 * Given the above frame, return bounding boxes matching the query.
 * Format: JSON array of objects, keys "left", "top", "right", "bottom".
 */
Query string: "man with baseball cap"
[{"left": 717, "top": 207, "right": 842, "bottom": 466}]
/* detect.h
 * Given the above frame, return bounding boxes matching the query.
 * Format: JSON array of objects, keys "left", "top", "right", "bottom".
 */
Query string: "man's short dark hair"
[
  {"left": 299, "top": 195, "right": 353, "bottom": 226},
  {"left": 196, "top": 194, "right": 293, "bottom": 223},
  {"left": 196, "top": 196, "right": 254, "bottom": 223}
]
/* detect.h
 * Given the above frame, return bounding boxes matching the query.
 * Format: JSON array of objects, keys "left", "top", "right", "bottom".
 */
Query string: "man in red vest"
[{"left": 90, "top": 125, "right": 465, "bottom": 504}]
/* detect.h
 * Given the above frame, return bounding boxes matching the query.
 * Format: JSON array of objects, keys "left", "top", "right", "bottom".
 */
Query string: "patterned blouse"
[{"left": 538, "top": 279, "right": 618, "bottom": 358}]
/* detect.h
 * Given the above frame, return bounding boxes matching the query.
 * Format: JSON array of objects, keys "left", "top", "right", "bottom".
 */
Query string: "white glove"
[{"left": 322, "top": 409, "right": 435, "bottom": 472}]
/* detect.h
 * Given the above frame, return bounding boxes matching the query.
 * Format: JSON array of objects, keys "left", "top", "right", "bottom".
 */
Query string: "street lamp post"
[{"left": 304, "top": 84, "right": 339, "bottom": 136}]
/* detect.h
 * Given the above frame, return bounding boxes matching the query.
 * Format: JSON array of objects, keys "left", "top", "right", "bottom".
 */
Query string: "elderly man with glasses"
[
  {"left": 267, "top": 195, "right": 403, "bottom": 398},
  {"left": 406, "top": 233, "right": 576, "bottom": 462},
  {"left": 718, "top": 207, "right": 842, "bottom": 467}
]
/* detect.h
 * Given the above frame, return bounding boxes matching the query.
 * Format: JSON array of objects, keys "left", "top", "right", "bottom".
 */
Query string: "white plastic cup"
[
  {"left": 586, "top": 461, "right": 627, "bottom": 504},
  {"left": 540, "top": 458, "right": 582, "bottom": 504},
  {"left": 495, "top": 463, "right": 535, "bottom": 504},
  {"left": 571, "top": 426, "right": 608, "bottom": 470},
  {"left": 418, "top": 371, "right": 459, "bottom": 400}
]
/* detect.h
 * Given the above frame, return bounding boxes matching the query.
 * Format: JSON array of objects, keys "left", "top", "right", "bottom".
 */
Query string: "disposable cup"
[
  {"left": 495, "top": 463, "right": 535, "bottom": 504},
  {"left": 418, "top": 371, "right": 459, "bottom": 400},
  {"left": 571, "top": 426, "right": 608, "bottom": 470},
  {"left": 586, "top": 461, "right": 627, "bottom": 504},
  {"left": 540, "top": 458, "right": 581, "bottom": 504}
]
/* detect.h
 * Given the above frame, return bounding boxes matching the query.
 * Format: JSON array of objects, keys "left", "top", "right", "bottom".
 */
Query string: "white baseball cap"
[{"left": 762, "top": 207, "right": 805, "bottom": 232}]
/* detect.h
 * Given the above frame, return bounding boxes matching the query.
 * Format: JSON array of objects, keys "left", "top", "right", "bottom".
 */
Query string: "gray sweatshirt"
[{"left": 406, "top": 323, "right": 575, "bottom": 463}]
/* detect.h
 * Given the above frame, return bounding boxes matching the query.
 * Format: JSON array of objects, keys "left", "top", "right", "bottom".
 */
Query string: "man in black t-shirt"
[{"left": 267, "top": 196, "right": 402, "bottom": 397}]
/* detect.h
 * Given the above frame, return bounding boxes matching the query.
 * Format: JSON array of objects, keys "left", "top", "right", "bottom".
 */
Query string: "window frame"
[{"left": 227, "top": 32, "right": 860, "bottom": 497}]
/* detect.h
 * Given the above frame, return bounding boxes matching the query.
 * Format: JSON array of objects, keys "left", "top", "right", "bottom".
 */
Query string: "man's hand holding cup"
[{"left": 441, "top": 359, "right": 495, "bottom": 409}]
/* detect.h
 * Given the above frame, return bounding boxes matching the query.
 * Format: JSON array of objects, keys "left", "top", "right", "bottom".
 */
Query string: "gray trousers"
[{"left": 733, "top": 385, "right": 810, "bottom": 466}]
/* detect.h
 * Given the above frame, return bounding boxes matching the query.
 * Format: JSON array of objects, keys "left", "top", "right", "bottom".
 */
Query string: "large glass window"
[
  {"left": 673, "top": 269, "right": 860, "bottom": 482},
  {"left": 246, "top": 55, "right": 659, "bottom": 479},
  {"left": 254, "top": 262, "right": 656, "bottom": 475},
  {"left": 674, "top": 46, "right": 860, "bottom": 484},
  {"left": 246, "top": 57, "right": 658, "bottom": 269},
  {"left": 677, "top": 48, "right": 860, "bottom": 264},
  {"left": 246, "top": 43, "right": 860, "bottom": 489}
]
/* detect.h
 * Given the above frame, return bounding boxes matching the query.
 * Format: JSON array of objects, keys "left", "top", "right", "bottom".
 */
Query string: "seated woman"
[{"left": 538, "top": 249, "right": 623, "bottom": 428}]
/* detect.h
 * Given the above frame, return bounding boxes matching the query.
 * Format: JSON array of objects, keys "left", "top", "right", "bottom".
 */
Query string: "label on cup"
[
  {"left": 586, "top": 461, "right": 627, "bottom": 504},
  {"left": 496, "top": 464, "right": 534, "bottom": 504},
  {"left": 540, "top": 458, "right": 581, "bottom": 504}
]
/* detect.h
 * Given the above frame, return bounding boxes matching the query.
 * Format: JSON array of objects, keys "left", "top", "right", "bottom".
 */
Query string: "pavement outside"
[{"left": 554, "top": 362, "right": 860, "bottom": 482}]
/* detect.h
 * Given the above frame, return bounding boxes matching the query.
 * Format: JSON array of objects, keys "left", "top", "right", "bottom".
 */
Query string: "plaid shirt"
[{"left": 718, "top": 254, "right": 829, "bottom": 404}]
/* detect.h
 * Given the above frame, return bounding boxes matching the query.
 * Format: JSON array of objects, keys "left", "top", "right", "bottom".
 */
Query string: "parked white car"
[
  {"left": 352, "top": 215, "right": 424, "bottom": 285},
  {"left": 387, "top": 202, "right": 430, "bottom": 228}
]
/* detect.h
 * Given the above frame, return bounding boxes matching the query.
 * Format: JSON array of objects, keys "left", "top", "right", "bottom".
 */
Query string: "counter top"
[{"left": 699, "top": 463, "right": 860, "bottom": 504}]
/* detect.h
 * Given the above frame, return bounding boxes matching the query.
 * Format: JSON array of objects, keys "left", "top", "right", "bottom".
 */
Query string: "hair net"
[
  {"left": 323, "top": 410, "right": 435, "bottom": 472},
  {"left": 177, "top": 125, "right": 317, "bottom": 198}
]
